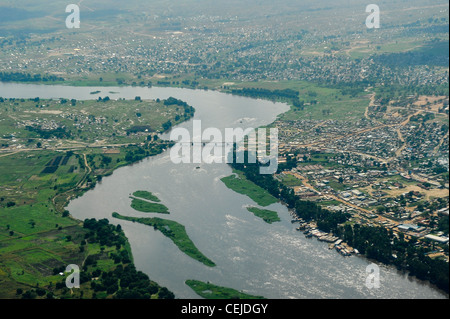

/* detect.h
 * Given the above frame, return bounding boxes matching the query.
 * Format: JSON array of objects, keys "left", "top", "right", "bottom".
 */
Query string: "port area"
[{"left": 290, "top": 213, "right": 357, "bottom": 257}]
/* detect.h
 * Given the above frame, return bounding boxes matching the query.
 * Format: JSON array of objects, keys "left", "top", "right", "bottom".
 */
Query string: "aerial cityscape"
[{"left": 0, "top": 0, "right": 448, "bottom": 305}]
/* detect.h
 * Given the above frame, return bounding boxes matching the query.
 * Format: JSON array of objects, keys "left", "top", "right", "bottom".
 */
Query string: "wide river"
[{"left": 0, "top": 82, "right": 447, "bottom": 299}]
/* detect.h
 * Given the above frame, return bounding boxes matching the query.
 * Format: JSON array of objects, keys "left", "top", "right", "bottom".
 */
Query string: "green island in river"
[
  {"left": 185, "top": 279, "right": 265, "bottom": 299},
  {"left": 130, "top": 198, "right": 170, "bottom": 214},
  {"left": 130, "top": 191, "right": 169, "bottom": 214},
  {"left": 221, "top": 170, "right": 278, "bottom": 207},
  {"left": 246, "top": 207, "right": 281, "bottom": 224},
  {"left": 132, "top": 191, "right": 162, "bottom": 203},
  {"left": 112, "top": 212, "right": 216, "bottom": 267}
]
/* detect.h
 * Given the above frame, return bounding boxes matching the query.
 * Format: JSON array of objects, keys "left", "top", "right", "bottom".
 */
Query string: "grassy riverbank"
[{"left": 112, "top": 213, "right": 216, "bottom": 267}]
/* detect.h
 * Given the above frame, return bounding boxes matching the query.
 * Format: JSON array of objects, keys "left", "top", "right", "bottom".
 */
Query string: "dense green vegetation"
[
  {"left": 132, "top": 191, "right": 161, "bottom": 203},
  {"left": 112, "top": 213, "right": 216, "bottom": 267},
  {"left": 371, "top": 40, "right": 449, "bottom": 68},
  {"left": 0, "top": 71, "right": 64, "bottom": 83},
  {"left": 221, "top": 170, "right": 278, "bottom": 207},
  {"left": 231, "top": 87, "right": 299, "bottom": 100},
  {"left": 339, "top": 224, "right": 449, "bottom": 294},
  {"left": 1, "top": 218, "right": 174, "bottom": 299},
  {"left": 78, "top": 218, "right": 174, "bottom": 299},
  {"left": 246, "top": 207, "right": 280, "bottom": 224},
  {"left": 130, "top": 191, "right": 168, "bottom": 214},
  {"left": 374, "top": 83, "right": 449, "bottom": 102},
  {"left": 185, "top": 280, "right": 265, "bottom": 299},
  {"left": 130, "top": 198, "right": 169, "bottom": 214}
]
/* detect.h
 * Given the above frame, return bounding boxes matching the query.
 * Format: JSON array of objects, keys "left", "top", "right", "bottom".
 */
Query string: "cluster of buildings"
[
  {"left": 272, "top": 92, "right": 449, "bottom": 261},
  {"left": 0, "top": 8, "right": 448, "bottom": 88}
]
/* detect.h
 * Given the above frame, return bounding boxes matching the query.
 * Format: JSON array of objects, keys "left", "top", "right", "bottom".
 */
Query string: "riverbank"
[{"left": 290, "top": 213, "right": 355, "bottom": 257}]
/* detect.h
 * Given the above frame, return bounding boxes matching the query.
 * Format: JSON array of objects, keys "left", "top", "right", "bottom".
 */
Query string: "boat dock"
[{"left": 292, "top": 213, "right": 355, "bottom": 257}]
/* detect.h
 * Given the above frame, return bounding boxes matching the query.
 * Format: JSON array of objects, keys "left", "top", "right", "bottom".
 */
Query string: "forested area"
[
  {"left": 0, "top": 71, "right": 64, "bottom": 82},
  {"left": 81, "top": 218, "right": 175, "bottom": 299},
  {"left": 230, "top": 87, "right": 299, "bottom": 101}
]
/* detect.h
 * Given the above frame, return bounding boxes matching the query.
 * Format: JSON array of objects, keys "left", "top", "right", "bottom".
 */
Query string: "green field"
[
  {"left": 112, "top": 213, "right": 216, "bottom": 267},
  {"left": 246, "top": 207, "right": 280, "bottom": 224},
  {"left": 221, "top": 170, "right": 278, "bottom": 207},
  {"left": 347, "top": 38, "right": 425, "bottom": 59},
  {"left": 185, "top": 280, "right": 265, "bottom": 299},
  {"left": 279, "top": 174, "right": 303, "bottom": 187}
]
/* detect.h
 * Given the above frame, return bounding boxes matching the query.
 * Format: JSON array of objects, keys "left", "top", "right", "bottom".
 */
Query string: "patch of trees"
[
  {"left": 60, "top": 98, "right": 77, "bottom": 106},
  {"left": 81, "top": 218, "right": 174, "bottom": 299},
  {"left": 372, "top": 41, "right": 449, "bottom": 68},
  {"left": 340, "top": 224, "right": 448, "bottom": 293},
  {"left": 97, "top": 96, "right": 110, "bottom": 102},
  {"left": 164, "top": 96, "right": 188, "bottom": 107},
  {"left": 124, "top": 145, "right": 147, "bottom": 163},
  {"left": 6, "top": 201, "right": 16, "bottom": 208},
  {"left": 162, "top": 120, "right": 173, "bottom": 131},
  {"left": 157, "top": 81, "right": 171, "bottom": 86},
  {"left": 0, "top": 71, "right": 64, "bottom": 82},
  {"left": 410, "top": 112, "right": 435, "bottom": 123},
  {"left": 230, "top": 87, "right": 309, "bottom": 110},
  {"left": 231, "top": 87, "right": 299, "bottom": 101},
  {"left": 181, "top": 79, "right": 199, "bottom": 87},
  {"left": 162, "top": 97, "right": 195, "bottom": 119},
  {"left": 292, "top": 99, "right": 305, "bottom": 109},
  {"left": 438, "top": 215, "right": 449, "bottom": 235},
  {"left": 328, "top": 81, "right": 372, "bottom": 97},
  {"left": 126, "top": 125, "right": 153, "bottom": 134},
  {"left": 25, "top": 125, "right": 71, "bottom": 139},
  {"left": 122, "top": 142, "right": 174, "bottom": 165},
  {"left": 374, "top": 83, "right": 449, "bottom": 100},
  {"left": 277, "top": 154, "right": 297, "bottom": 172},
  {"left": 90, "top": 264, "right": 167, "bottom": 299},
  {"left": 83, "top": 218, "right": 126, "bottom": 248}
]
